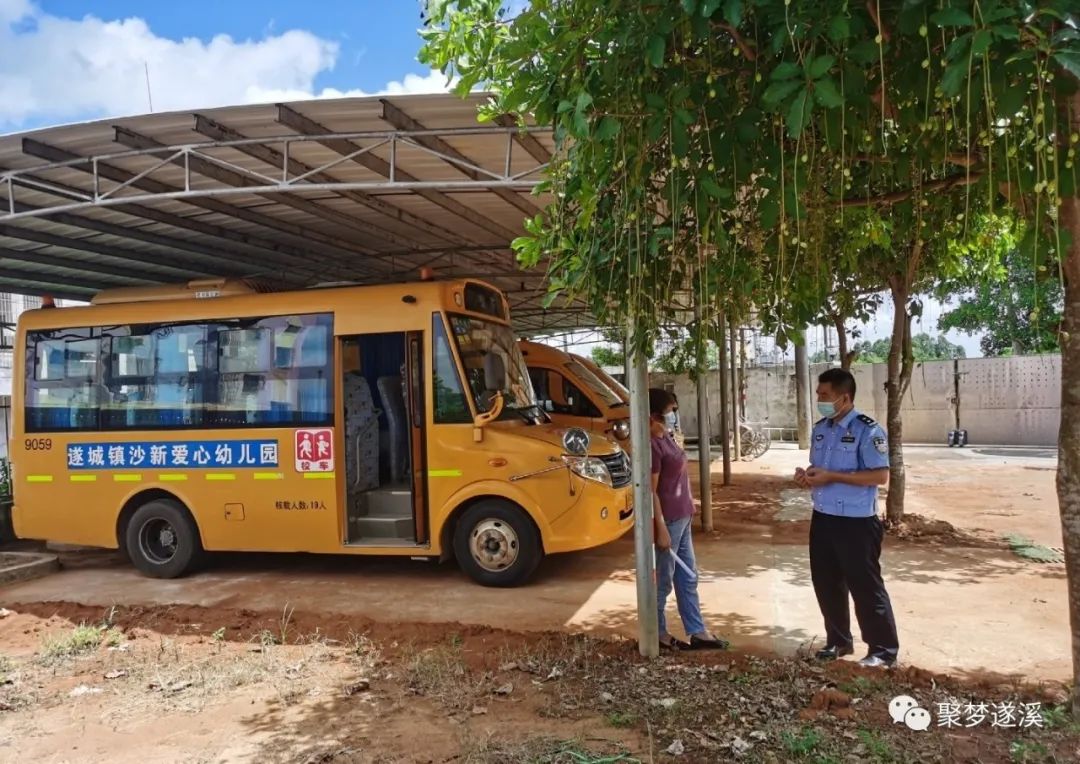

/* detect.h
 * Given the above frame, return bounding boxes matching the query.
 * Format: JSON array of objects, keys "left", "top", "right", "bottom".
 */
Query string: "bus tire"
[
  {"left": 124, "top": 499, "right": 203, "bottom": 579},
  {"left": 453, "top": 500, "right": 542, "bottom": 587}
]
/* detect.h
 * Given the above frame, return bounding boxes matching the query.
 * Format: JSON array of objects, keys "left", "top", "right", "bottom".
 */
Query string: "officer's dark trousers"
[{"left": 809, "top": 511, "right": 899, "bottom": 660}]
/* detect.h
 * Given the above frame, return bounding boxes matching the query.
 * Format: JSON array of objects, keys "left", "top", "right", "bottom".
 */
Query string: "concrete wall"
[{"left": 652, "top": 354, "right": 1061, "bottom": 447}]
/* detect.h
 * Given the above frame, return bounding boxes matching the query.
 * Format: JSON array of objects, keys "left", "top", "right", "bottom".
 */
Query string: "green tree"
[
  {"left": 421, "top": 0, "right": 1080, "bottom": 708},
  {"left": 590, "top": 345, "right": 624, "bottom": 368},
  {"left": 938, "top": 219, "right": 1063, "bottom": 356}
]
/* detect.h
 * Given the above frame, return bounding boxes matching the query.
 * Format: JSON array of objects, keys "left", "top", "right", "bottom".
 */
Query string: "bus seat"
[
  {"left": 377, "top": 375, "right": 408, "bottom": 484},
  {"left": 344, "top": 373, "right": 379, "bottom": 492}
]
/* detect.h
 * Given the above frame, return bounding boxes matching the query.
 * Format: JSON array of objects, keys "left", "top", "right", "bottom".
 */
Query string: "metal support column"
[
  {"left": 795, "top": 340, "right": 812, "bottom": 449},
  {"left": 628, "top": 328, "right": 659, "bottom": 658},
  {"left": 717, "top": 310, "right": 732, "bottom": 486},
  {"left": 695, "top": 301, "right": 713, "bottom": 533},
  {"left": 729, "top": 323, "right": 741, "bottom": 460}
]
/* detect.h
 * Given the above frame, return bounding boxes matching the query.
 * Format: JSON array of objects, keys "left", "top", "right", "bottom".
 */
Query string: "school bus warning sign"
[{"left": 295, "top": 429, "right": 334, "bottom": 473}]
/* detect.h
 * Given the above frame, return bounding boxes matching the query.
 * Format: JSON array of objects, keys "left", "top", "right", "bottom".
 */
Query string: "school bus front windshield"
[
  {"left": 446, "top": 314, "right": 545, "bottom": 423},
  {"left": 11, "top": 279, "right": 634, "bottom": 588}
]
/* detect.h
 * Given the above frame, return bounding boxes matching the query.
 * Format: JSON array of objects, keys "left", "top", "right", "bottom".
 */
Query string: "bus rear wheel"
[
  {"left": 453, "top": 500, "right": 542, "bottom": 587},
  {"left": 124, "top": 499, "right": 203, "bottom": 579}
]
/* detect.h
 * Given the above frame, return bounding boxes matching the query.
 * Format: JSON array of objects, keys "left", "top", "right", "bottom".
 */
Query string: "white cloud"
[{"left": 0, "top": 3, "right": 454, "bottom": 129}]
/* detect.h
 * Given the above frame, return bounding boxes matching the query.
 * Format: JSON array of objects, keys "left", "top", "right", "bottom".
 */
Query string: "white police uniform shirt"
[{"left": 809, "top": 408, "right": 890, "bottom": 517}]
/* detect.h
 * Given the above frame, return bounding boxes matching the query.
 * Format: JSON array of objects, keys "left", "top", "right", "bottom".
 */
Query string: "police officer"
[{"left": 794, "top": 368, "right": 899, "bottom": 668}]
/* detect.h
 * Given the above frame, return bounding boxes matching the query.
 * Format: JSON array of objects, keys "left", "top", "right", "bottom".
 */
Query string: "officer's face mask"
[{"left": 817, "top": 397, "right": 843, "bottom": 418}]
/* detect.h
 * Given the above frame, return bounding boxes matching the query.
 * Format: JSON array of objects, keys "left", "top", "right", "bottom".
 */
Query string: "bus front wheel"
[
  {"left": 124, "top": 499, "right": 203, "bottom": 579},
  {"left": 453, "top": 500, "right": 542, "bottom": 587}
]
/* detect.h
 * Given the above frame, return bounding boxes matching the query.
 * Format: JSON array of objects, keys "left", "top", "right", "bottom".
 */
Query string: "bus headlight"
[
  {"left": 563, "top": 456, "right": 613, "bottom": 487},
  {"left": 611, "top": 419, "right": 631, "bottom": 441}
]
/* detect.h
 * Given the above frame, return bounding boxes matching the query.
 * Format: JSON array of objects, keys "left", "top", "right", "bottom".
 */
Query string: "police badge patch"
[{"left": 873, "top": 436, "right": 887, "bottom": 454}]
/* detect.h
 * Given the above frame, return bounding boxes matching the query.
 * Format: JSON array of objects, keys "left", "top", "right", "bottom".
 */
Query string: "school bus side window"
[
  {"left": 24, "top": 314, "right": 333, "bottom": 433},
  {"left": 431, "top": 315, "right": 471, "bottom": 424}
]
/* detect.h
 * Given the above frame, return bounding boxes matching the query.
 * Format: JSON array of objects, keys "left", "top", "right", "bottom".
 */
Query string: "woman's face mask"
[{"left": 664, "top": 409, "right": 678, "bottom": 428}]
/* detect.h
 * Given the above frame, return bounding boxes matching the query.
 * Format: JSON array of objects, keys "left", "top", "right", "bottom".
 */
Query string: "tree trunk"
[
  {"left": 1055, "top": 87, "right": 1080, "bottom": 719},
  {"left": 830, "top": 313, "right": 858, "bottom": 370},
  {"left": 885, "top": 279, "right": 910, "bottom": 525}
]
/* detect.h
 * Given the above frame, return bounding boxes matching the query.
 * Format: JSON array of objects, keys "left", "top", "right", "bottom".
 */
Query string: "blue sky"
[
  {"left": 38, "top": 0, "right": 427, "bottom": 95},
  {"left": 1, "top": 0, "right": 449, "bottom": 130}
]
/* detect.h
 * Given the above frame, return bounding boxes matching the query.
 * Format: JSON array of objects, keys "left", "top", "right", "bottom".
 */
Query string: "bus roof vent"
[{"left": 91, "top": 278, "right": 269, "bottom": 305}]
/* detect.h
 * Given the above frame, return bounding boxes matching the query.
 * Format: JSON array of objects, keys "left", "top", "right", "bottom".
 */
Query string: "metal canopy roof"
[{"left": 0, "top": 92, "right": 589, "bottom": 333}]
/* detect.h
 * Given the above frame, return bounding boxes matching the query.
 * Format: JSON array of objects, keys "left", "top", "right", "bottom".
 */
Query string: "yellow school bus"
[
  {"left": 11, "top": 278, "right": 633, "bottom": 586},
  {"left": 519, "top": 340, "right": 631, "bottom": 447}
]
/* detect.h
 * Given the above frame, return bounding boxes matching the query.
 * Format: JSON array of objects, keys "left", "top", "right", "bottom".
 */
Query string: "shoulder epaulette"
[{"left": 856, "top": 414, "right": 877, "bottom": 426}]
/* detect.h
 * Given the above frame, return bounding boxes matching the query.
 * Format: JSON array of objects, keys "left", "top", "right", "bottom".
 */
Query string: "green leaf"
[
  {"left": 972, "top": 30, "right": 993, "bottom": 57},
  {"left": 720, "top": 0, "right": 741, "bottom": 25},
  {"left": 595, "top": 115, "right": 621, "bottom": 141},
  {"left": 1055, "top": 51, "right": 1080, "bottom": 81},
  {"left": 931, "top": 7, "right": 975, "bottom": 27},
  {"left": 681, "top": 0, "right": 699, "bottom": 14},
  {"left": 576, "top": 92, "right": 593, "bottom": 112},
  {"left": 941, "top": 62, "right": 969, "bottom": 98},
  {"left": 983, "top": 7, "right": 1017, "bottom": 22},
  {"left": 786, "top": 88, "right": 811, "bottom": 138},
  {"left": 813, "top": 78, "right": 844, "bottom": 108},
  {"left": 770, "top": 61, "right": 802, "bottom": 81},
  {"left": 700, "top": 176, "right": 728, "bottom": 199},
  {"left": 808, "top": 54, "right": 836, "bottom": 80},
  {"left": 762, "top": 79, "right": 802, "bottom": 107},
  {"left": 828, "top": 15, "right": 850, "bottom": 42},
  {"left": 849, "top": 40, "right": 880, "bottom": 64},
  {"left": 557, "top": 99, "right": 573, "bottom": 114},
  {"left": 647, "top": 35, "right": 666, "bottom": 67},
  {"left": 993, "top": 25, "right": 1020, "bottom": 40},
  {"left": 995, "top": 85, "right": 1027, "bottom": 118},
  {"left": 672, "top": 120, "right": 690, "bottom": 157},
  {"left": 644, "top": 93, "right": 666, "bottom": 110}
]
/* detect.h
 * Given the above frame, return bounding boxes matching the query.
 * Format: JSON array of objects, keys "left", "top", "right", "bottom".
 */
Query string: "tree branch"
[
  {"left": 717, "top": 23, "right": 757, "bottom": 61},
  {"left": 839, "top": 171, "right": 985, "bottom": 208}
]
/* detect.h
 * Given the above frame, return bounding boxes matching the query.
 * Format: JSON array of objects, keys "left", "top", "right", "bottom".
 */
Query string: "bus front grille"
[{"left": 599, "top": 451, "right": 632, "bottom": 488}]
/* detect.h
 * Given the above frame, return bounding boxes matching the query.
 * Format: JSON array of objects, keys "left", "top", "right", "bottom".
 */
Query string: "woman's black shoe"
[
  {"left": 689, "top": 634, "right": 730, "bottom": 650},
  {"left": 660, "top": 637, "right": 691, "bottom": 651}
]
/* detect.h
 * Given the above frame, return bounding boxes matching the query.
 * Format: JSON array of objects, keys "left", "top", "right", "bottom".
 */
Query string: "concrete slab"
[{"left": 0, "top": 551, "right": 59, "bottom": 586}]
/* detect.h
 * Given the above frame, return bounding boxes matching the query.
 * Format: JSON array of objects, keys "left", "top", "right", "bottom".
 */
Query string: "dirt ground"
[{"left": 0, "top": 444, "right": 1073, "bottom": 762}]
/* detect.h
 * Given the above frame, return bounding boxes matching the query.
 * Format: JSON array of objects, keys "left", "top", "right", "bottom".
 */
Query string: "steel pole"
[
  {"left": 628, "top": 325, "right": 659, "bottom": 658},
  {"left": 717, "top": 310, "right": 732, "bottom": 486},
  {"left": 729, "top": 322, "right": 740, "bottom": 460},
  {"left": 694, "top": 301, "right": 713, "bottom": 532}
]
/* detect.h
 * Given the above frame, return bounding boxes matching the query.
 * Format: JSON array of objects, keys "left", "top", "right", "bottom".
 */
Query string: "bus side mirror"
[{"left": 473, "top": 391, "right": 504, "bottom": 441}]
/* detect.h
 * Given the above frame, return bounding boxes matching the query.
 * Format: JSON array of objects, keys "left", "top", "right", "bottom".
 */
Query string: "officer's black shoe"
[{"left": 814, "top": 644, "right": 854, "bottom": 661}]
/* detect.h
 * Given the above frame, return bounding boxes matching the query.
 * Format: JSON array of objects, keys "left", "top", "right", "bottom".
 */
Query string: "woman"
[{"left": 650, "top": 387, "right": 728, "bottom": 651}]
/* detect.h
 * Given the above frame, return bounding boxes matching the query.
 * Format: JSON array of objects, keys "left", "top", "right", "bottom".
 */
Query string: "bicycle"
[{"left": 710, "top": 418, "right": 772, "bottom": 461}]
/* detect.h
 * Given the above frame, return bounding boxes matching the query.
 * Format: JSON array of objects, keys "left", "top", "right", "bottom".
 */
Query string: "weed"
[
  {"left": 858, "top": 729, "right": 896, "bottom": 762},
  {"left": 278, "top": 602, "right": 294, "bottom": 646},
  {"left": 1040, "top": 704, "right": 1080, "bottom": 733},
  {"left": 40, "top": 623, "right": 123, "bottom": 663},
  {"left": 839, "top": 675, "right": 886, "bottom": 697},
  {"left": 781, "top": 727, "right": 822, "bottom": 758},
  {"left": 605, "top": 710, "right": 637, "bottom": 728},
  {"left": 258, "top": 629, "right": 279, "bottom": 648},
  {"left": 211, "top": 627, "right": 226, "bottom": 643},
  {"left": 1009, "top": 739, "right": 1050, "bottom": 763},
  {"left": 461, "top": 734, "right": 639, "bottom": 764}
]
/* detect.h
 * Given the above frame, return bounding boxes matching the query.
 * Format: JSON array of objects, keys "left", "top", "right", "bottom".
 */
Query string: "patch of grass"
[
  {"left": 1009, "top": 739, "right": 1051, "bottom": 763},
  {"left": 605, "top": 710, "right": 637, "bottom": 728},
  {"left": 405, "top": 642, "right": 475, "bottom": 705},
  {"left": 838, "top": 675, "right": 886, "bottom": 696},
  {"left": 781, "top": 727, "right": 823, "bottom": 758},
  {"left": 858, "top": 729, "right": 896, "bottom": 762},
  {"left": 40, "top": 622, "right": 123, "bottom": 663},
  {"left": 1040, "top": 703, "right": 1080, "bottom": 733}
]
